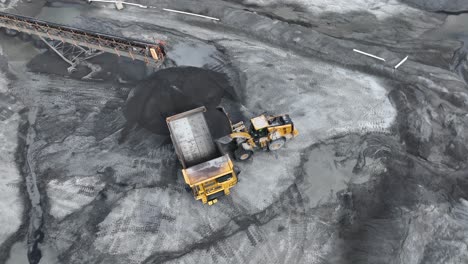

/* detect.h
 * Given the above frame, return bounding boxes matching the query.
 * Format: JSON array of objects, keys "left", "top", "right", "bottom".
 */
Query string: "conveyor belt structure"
[{"left": 0, "top": 11, "right": 165, "bottom": 69}]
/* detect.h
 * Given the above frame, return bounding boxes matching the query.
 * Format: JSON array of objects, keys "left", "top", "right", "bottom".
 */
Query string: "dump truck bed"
[
  {"left": 166, "top": 107, "right": 219, "bottom": 168},
  {"left": 183, "top": 154, "right": 233, "bottom": 186}
]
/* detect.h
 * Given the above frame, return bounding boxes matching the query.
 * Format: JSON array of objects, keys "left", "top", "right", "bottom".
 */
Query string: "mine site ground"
[{"left": 0, "top": 0, "right": 468, "bottom": 263}]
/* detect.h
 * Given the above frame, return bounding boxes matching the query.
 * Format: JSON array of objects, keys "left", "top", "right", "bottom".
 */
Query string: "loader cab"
[
  {"left": 249, "top": 115, "right": 270, "bottom": 138},
  {"left": 269, "top": 115, "right": 293, "bottom": 127},
  {"left": 250, "top": 126, "right": 268, "bottom": 138}
]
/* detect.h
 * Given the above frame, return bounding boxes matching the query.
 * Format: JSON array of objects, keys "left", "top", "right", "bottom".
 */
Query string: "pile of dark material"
[{"left": 124, "top": 66, "right": 233, "bottom": 137}]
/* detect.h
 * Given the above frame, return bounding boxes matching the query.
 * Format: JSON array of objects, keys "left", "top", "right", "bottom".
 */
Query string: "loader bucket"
[{"left": 216, "top": 135, "right": 233, "bottom": 145}]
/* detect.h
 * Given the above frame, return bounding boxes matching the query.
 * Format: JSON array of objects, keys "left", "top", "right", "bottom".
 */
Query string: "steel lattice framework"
[
  {"left": 0, "top": 11, "right": 165, "bottom": 68},
  {"left": 38, "top": 36, "right": 104, "bottom": 72}
]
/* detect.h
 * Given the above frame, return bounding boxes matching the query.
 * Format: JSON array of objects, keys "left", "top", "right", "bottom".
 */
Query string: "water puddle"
[
  {"left": 6, "top": 241, "right": 28, "bottom": 264},
  {"left": 36, "top": 3, "right": 85, "bottom": 25},
  {"left": 0, "top": 32, "right": 41, "bottom": 64},
  {"left": 169, "top": 42, "right": 221, "bottom": 68},
  {"left": 423, "top": 13, "right": 468, "bottom": 45},
  {"left": 423, "top": 13, "right": 468, "bottom": 82}
]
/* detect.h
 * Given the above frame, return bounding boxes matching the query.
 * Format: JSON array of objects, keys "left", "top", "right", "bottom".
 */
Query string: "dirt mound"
[{"left": 125, "top": 67, "right": 233, "bottom": 135}]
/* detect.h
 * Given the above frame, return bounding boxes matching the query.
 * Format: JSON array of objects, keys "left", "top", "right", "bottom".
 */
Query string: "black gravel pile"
[{"left": 125, "top": 66, "right": 233, "bottom": 136}]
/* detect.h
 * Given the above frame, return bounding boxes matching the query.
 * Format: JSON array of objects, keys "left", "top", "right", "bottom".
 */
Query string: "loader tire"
[
  {"left": 268, "top": 138, "right": 285, "bottom": 151},
  {"left": 234, "top": 148, "right": 253, "bottom": 161}
]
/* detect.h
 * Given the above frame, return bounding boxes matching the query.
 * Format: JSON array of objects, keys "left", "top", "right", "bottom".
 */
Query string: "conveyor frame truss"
[{"left": 0, "top": 11, "right": 165, "bottom": 69}]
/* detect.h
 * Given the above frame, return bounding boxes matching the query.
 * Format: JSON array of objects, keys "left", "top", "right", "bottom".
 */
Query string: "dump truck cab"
[
  {"left": 166, "top": 107, "right": 238, "bottom": 205},
  {"left": 182, "top": 155, "right": 237, "bottom": 205}
]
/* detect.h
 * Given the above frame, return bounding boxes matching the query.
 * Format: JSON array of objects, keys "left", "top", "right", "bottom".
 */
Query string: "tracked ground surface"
[{"left": 0, "top": 0, "right": 467, "bottom": 263}]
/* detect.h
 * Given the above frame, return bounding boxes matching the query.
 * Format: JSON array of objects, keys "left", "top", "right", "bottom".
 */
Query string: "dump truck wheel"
[
  {"left": 235, "top": 148, "right": 253, "bottom": 161},
  {"left": 268, "top": 138, "right": 285, "bottom": 151}
]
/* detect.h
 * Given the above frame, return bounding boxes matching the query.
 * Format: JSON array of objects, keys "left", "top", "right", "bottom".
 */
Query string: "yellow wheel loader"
[{"left": 219, "top": 112, "right": 299, "bottom": 161}]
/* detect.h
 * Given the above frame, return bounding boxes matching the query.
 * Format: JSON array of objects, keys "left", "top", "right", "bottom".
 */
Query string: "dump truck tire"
[
  {"left": 268, "top": 138, "right": 285, "bottom": 151},
  {"left": 235, "top": 148, "right": 253, "bottom": 161}
]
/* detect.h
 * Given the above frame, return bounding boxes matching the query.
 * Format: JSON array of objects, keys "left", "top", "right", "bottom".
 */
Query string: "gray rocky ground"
[
  {"left": 400, "top": 0, "right": 468, "bottom": 13},
  {"left": 0, "top": 0, "right": 467, "bottom": 263}
]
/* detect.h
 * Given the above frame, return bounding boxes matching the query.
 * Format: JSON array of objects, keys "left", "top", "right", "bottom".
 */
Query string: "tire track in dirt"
[{"left": 140, "top": 146, "right": 311, "bottom": 264}]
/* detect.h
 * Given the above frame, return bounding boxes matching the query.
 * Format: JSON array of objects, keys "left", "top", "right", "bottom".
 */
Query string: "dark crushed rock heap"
[{"left": 125, "top": 66, "right": 233, "bottom": 137}]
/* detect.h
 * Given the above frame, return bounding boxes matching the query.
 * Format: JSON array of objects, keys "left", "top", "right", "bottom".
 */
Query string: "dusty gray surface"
[
  {"left": 0, "top": 0, "right": 467, "bottom": 264},
  {"left": 399, "top": 0, "right": 468, "bottom": 13}
]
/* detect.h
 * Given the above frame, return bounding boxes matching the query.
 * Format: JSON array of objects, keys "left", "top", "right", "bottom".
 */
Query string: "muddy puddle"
[
  {"left": 422, "top": 13, "right": 468, "bottom": 82},
  {"left": 423, "top": 13, "right": 468, "bottom": 47},
  {"left": 36, "top": 2, "right": 86, "bottom": 24}
]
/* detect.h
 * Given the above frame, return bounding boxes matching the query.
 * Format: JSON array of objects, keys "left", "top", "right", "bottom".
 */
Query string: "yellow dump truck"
[{"left": 166, "top": 107, "right": 238, "bottom": 205}]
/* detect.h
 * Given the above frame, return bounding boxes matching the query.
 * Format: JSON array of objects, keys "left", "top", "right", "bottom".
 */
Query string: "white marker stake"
[
  {"left": 394, "top": 56, "right": 408, "bottom": 69},
  {"left": 88, "top": 0, "right": 147, "bottom": 9},
  {"left": 121, "top": 2, "right": 147, "bottom": 8},
  {"left": 115, "top": 1, "right": 124, "bottom": 10},
  {"left": 353, "top": 49, "right": 386, "bottom": 62},
  {"left": 163, "top": 8, "right": 220, "bottom": 21},
  {"left": 88, "top": 0, "right": 117, "bottom": 4}
]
